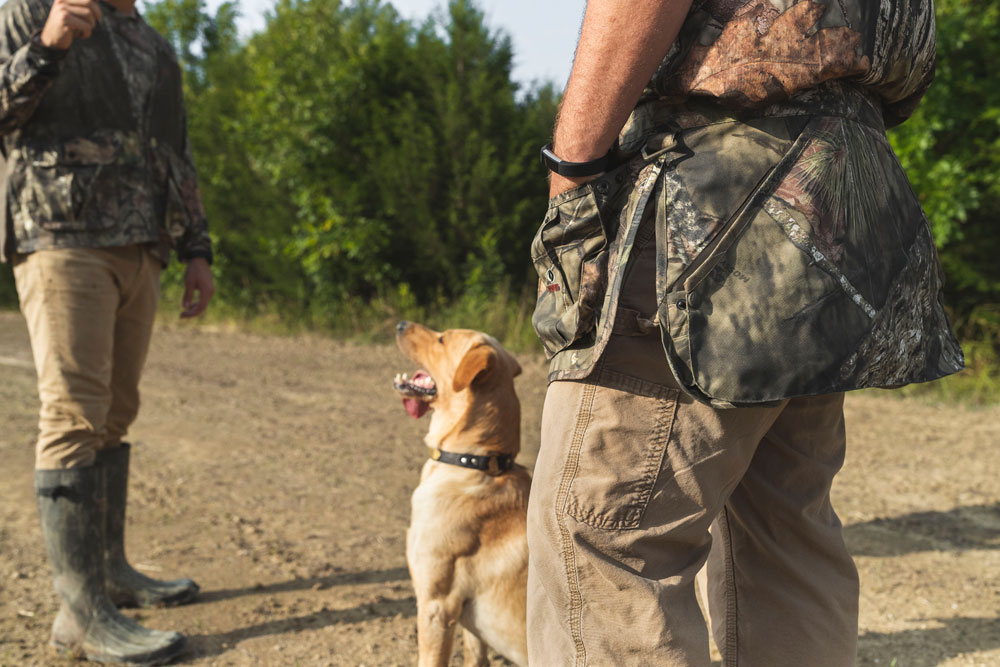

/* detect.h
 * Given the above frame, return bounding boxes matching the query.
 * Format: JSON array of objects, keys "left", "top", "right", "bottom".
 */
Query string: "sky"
[{"left": 200, "top": 0, "right": 585, "bottom": 90}]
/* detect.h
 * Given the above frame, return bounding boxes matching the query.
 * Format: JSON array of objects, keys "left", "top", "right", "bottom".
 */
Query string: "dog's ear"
[
  {"left": 511, "top": 356, "right": 522, "bottom": 378},
  {"left": 453, "top": 344, "right": 496, "bottom": 393}
]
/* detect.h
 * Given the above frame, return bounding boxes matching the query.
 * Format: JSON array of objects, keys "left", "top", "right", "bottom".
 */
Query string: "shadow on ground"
[
  {"left": 845, "top": 504, "right": 1000, "bottom": 557},
  {"left": 857, "top": 616, "right": 1000, "bottom": 666},
  {"left": 186, "top": 596, "right": 417, "bottom": 660},
  {"left": 197, "top": 567, "right": 411, "bottom": 604}
]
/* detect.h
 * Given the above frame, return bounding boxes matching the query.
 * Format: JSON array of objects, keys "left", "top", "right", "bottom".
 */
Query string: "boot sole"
[
  {"left": 51, "top": 634, "right": 186, "bottom": 666},
  {"left": 111, "top": 584, "right": 200, "bottom": 609},
  {"left": 109, "top": 584, "right": 201, "bottom": 609}
]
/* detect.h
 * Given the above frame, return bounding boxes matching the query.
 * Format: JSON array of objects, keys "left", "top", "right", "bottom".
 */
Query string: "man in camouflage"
[
  {"left": 528, "top": 0, "right": 963, "bottom": 664},
  {"left": 0, "top": 0, "right": 213, "bottom": 661}
]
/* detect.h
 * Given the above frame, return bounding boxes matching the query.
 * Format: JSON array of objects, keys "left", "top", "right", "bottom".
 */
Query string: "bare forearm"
[{"left": 549, "top": 0, "right": 693, "bottom": 195}]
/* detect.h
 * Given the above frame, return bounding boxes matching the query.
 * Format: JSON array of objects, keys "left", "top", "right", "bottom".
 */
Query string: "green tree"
[
  {"left": 147, "top": 0, "right": 302, "bottom": 314},
  {"left": 240, "top": 0, "right": 553, "bottom": 317},
  {"left": 888, "top": 0, "right": 1000, "bottom": 339}
]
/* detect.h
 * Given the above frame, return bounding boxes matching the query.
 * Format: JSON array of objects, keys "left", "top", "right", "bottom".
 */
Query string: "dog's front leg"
[
  {"left": 462, "top": 628, "right": 488, "bottom": 667},
  {"left": 417, "top": 598, "right": 459, "bottom": 667}
]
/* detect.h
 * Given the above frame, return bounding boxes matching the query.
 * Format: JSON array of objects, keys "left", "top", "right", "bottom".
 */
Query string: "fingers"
[
  {"left": 41, "top": 0, "right": 101, "bottom": 48},
  {"left": 181, "top": 281, "right": 196, "bottom": 318},
  {"left": 62, "top": 0, "right": 102, "bottom": 23},
  {"left": 180, "top": 262, "right": 215, "bottom": 319},
  {"left": 64, "top": 13, "right": 96, "bottom": 39},
  {"left": 180, "top": 292, "right": 212, "bottom": 319}
]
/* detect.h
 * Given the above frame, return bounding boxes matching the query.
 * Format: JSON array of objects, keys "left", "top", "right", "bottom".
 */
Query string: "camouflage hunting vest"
[{"left": 530, "top": 0, "right": 964, "bottom": 407}]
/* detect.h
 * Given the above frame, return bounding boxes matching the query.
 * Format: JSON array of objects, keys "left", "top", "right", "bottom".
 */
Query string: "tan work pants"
[
  {"left": 14, "top": 245, "right": 161, "bottom": 470},
  {"left": 527, "top": 223, "right": 859, "bottom": 666}
]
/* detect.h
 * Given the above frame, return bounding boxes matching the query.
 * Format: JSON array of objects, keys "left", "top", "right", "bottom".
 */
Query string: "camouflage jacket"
[
  {"left": 531, "top": 0, "right": 963, "bottom": 406},
  {"left": 0, "top": 0, "right": 211, "bottom": 265}
]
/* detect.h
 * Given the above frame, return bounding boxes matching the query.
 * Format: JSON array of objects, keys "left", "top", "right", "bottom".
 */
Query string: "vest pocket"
[
  {"left": 661, "top": 116, "right": 945, "bottom": 405},
  {"left": 11, "top": 144, "right": 119, "bottom": 234},
  {"left": 530, "top": 181, "right": 614, "bottom": 358}
]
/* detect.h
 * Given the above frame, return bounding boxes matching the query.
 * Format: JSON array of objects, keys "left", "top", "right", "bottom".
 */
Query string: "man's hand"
[
  {"left": 180, "top": 257, "right": 214, "bottom": 319},
  {"left": 40, "top": 0, "right": 102, "bottom": 50}
]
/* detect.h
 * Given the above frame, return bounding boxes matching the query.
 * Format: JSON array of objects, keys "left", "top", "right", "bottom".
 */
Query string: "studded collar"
[{"left": 427, "top": 447, "right": 515, "bottom": 476}]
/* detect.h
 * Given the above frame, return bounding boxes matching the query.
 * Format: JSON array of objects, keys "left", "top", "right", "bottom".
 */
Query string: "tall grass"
[
  {"left": 156, "top": 276, "right": 542, "bottom": 354},
  {"left": 896, "top": 306, "right": 1000, "bottom": 405}
]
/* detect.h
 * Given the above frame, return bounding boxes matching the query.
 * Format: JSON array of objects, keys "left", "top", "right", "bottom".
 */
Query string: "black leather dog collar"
[{"left": 427, "top": 447, "right": 515, "bottom": 476}]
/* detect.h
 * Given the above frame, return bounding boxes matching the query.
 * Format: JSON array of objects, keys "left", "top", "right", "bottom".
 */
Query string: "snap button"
[
  {"left": 546, "top": 269, "right": 554, "bottom": 282},
  {"left": 596, "top": 181, "right": 609, "bottom": 195},
  {"left": 676, "top": 299, "right": 687, "bottom": 311}
]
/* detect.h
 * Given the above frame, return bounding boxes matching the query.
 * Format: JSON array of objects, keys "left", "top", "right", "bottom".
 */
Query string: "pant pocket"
[
  {"left": 530, "top": 181, "right": 615, "bottom": 358},
  {"left": 564, "top": 372, "right": 680, "bottom": 530}
]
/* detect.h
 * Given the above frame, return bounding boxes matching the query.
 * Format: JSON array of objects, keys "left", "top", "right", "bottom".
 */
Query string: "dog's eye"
[{"left": 437, "top": 336, "right": 444, "bottom": 344}]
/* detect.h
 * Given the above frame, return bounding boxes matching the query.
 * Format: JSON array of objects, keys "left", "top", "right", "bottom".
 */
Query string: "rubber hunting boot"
[
  {"left": 36, "top": 465, "right": 185, "bottom": 664},
  {"left": 99, "top": 444, "right": 199, "bottom": 608}
]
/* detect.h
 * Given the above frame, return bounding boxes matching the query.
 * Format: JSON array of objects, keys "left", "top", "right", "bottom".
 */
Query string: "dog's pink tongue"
[{"left": 403, "top": 397, "right": 429, "bottom": 419}]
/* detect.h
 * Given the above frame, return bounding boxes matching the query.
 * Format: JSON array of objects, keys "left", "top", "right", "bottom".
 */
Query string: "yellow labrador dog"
[{"left": 394, "top": 321, "right": 529, "bottom": 667}]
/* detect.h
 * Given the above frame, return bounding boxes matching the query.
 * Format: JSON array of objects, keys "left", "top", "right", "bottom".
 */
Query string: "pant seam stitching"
[
  {"left": 634, "top": 395, "right": 678, "bottom": 526},
  {"left": 721, "top": 506, "right": 739, "bottom": 667},
  {"left": 555, "top": 381, "right": 598, "bottom": 667}
]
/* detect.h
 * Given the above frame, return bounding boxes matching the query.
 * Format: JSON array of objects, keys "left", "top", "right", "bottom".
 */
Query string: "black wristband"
[{"left": 540, "top": 141, "right": 617, "bottom": 178}]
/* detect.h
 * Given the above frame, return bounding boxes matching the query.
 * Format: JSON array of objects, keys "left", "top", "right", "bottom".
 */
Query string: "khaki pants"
[
  {"left": 526, "top": 224, "right": 859, "bottom": 666},
  {"left": 14, "top": 246, "right": 161, "bottom": 470}
]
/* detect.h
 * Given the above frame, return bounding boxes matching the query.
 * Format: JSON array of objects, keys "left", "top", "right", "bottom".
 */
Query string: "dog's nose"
[{"left": 396, "top": 320, "right": 409, "bottom": 334}]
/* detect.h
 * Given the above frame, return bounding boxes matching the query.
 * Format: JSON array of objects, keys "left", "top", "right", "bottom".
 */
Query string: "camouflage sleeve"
[
  {"left": 0, "top": 0, "right": 66, "bottom": 135},
  {"left": 171, "top": 115, "right": 212, "bottom": 264},
  {"left": 859, "top": 0, "right": 936, "bottom": 128}
]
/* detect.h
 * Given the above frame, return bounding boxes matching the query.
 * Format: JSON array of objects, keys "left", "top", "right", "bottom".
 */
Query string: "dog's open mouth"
[{"left": 393, "top": 370, "right": 437, "bottom": 419}]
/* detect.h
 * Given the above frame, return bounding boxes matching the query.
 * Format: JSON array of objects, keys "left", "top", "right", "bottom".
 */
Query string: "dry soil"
[{"left": 0, "top": 311, "right": 997, "bottom": 666}]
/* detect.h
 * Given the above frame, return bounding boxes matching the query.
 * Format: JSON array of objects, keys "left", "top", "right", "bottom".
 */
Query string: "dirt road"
[{"left": 1, "top": 311, "right": 998, "bottom": 666}]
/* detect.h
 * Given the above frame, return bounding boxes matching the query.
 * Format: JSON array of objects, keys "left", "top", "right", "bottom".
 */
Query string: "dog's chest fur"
[{"left": 407, "top": 461, "right": 529, "bottom": 587}]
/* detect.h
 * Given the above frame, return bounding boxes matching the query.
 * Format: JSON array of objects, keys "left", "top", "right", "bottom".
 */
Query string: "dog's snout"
[{"left": 396, "top": 320, "right": 410, "bottom": 334}]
